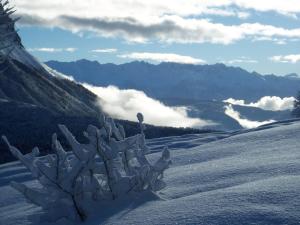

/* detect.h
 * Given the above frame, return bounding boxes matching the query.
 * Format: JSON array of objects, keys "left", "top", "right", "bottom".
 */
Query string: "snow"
[
  {"left": 10, "top": 47, "right": 44, "bottom": 71},
  {"left": 42, "top": 63, "right": 75, "bottom": 81},
  {"left": 1, "top": 120, "right": 300, "bottom": 225}
]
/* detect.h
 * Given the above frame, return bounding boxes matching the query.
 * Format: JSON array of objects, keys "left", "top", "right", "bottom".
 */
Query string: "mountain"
[
  {"left": 0, "top": 2, "right": 103, "bottom": 162},
  {"left": 0, "top": 2, "right": 108, "bottom": 162},
  {"left": 0, "top": 59, "right": 103, "bottom": 117},
  {"left": 0, "top": 2, "right": 101, "bottom": 117},
  {"left": 46, "top": 59, "right": 300, "bottom": 102}
]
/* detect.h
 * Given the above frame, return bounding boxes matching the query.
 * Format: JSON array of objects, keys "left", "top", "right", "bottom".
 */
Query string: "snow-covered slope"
[
  {"left": 0, "top": 120, "right": 299, "bottom": 225},
  {"left": 10, "top": 46, "right": 44, "bottom": 71}
]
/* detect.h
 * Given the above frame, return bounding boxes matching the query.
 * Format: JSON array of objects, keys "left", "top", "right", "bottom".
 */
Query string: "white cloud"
[
  {"left": 228, "top": 0, "right": 300, "bottom": 17},
  {"left": 91, "top": 48, "right": 118, "bottom": 53},
  {"left": 10, "top": 0, "right": 244, "bottom": 20},
  {"left": 224, "top": 104, "right": 275, "bottom": 129},
  {"left": 10, "top": 0, "right": 300, "bottom": 20},
  {"left": 10, "top": 0, "right": 300, "bottom": 45},
  {"left": 28, "top": 47, "right": 77, "bottom": 53},
  {"left": 237, "top": 11, "right": 251, "bottom": 19},
  {"left": 17, "top": 15, "right": 300, "bottom": 45},
  {"left": 252, "top": 36, "right": 288, "bottom": 45},
  {"left": 225, "top": 57, "right": 258, "bottom": 64},
  {"left": 118, "top": 52, "right": 206, "bottom": 64},
  {"left": 224, "top": 96, "right": 295, "bottom": 111},
  {"left": 28, "top": 48, "right": 61, "bottom": 52},
  {"left": 83, "top": 84, "right": 214, "bottom": 128},
  {"left": 269, "top": 54, "right": 300, "bottom": 63},
  {"left": 65, "top": 48, "right": 77, "bottom": 52}
]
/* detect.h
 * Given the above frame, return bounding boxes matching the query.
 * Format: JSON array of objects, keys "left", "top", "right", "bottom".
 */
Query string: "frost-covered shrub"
[{"left": 2, "top": 113, "right": 171, "bottom": 222}]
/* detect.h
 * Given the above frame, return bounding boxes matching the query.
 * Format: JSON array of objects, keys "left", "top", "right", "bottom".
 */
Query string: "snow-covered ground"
[{"left": 0, "top": 120, "right": 300, "bottom": 225}]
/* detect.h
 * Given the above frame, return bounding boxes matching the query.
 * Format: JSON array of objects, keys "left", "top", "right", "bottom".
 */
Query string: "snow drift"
[{"left": 1, "top": 119, "right": 300, "bottom": 225}]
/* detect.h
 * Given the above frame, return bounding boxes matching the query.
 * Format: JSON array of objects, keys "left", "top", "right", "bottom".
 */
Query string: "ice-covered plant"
[{"left": 2, "top": 113, "right": 171, "bottom": 222}]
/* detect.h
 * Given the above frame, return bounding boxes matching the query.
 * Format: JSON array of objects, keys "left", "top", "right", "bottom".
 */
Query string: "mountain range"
[{"left": 46, "top": 59, "right": 300, "bottom": 102}]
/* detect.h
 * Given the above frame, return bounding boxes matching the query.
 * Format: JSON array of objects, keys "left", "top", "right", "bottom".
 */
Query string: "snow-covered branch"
[{"left": 2, "top": 113, "right": 171, "bottom": 222}]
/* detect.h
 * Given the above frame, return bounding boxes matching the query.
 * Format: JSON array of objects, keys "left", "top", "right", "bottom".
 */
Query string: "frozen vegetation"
[
  {"left": 1, "top": 113, "right": 171, "bottom": 222},
  {"left": 0, "top": 119, "right": 299, "bottom": 224}
]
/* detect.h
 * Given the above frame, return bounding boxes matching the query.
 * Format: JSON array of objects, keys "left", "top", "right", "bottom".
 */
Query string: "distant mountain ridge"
[{"left": 46, "top": 59, "right": 300, "bottom": 102}]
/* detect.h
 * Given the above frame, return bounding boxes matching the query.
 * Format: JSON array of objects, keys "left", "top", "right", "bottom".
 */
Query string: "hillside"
[
  {"left": 0, "top": 2, "right": 103, "bottom": 162},
  {"left": 0, "top": 2, "right": 101, "bottom": 117},
  {"left": 46, "top": 60, "right": 300, "bottom": 102},
  {"left": 0, "top": 59, "right": 101, "bottom": 117},
  {"left": 0, "top": 119, "right": 299, "bottom": 224}
]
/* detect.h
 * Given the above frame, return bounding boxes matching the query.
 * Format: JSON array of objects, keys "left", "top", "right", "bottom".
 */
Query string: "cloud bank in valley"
[
  {"left": 224, "top": 96, "right": 295, "bottom": 111},
  {"left": 83, "top": 84, "right": 214, "bottom": 128},
  {"left": 224, "top": 105, "right": 275, "bottom": 129}
]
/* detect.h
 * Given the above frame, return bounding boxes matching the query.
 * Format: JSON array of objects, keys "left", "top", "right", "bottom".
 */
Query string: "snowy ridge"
[
  {"left": 42, "top": 63, "right": 75, "bottom": 81},
  {"left": 147, "top": 131, "right": 230, "bottom": 152},
  {"left": 1, "top": 120, "right": 299, "bottom": 224},
  {"left": 10, "top": 46, "right": 44, "bottom": 71}
]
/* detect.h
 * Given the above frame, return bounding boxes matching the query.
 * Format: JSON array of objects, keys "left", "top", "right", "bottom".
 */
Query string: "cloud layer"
[
  {"left": 224, "top": 104, "right": 275, "bottom": 129},
  {"left": 83, "top": 84, "right": 214, "bottom": 128},
  {"left": 16, "top": 14, "right": 300, "bottom": 45},
  {"left": 10, "top": 0, "right": 300, "bottom": 45},
  {"left": 224, "top": 96, "right": 295, "bottom": 111},
  {"left": 11, "top": 0, "right": 300, "bottom": 19},
  {"left": 118, "top": 52, "right": 206, "bottom": 64}
]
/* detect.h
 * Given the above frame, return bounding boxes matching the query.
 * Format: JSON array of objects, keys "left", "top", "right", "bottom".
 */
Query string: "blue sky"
[{"left": 12, "top": 0, "right": 300, "bottom": 75}]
